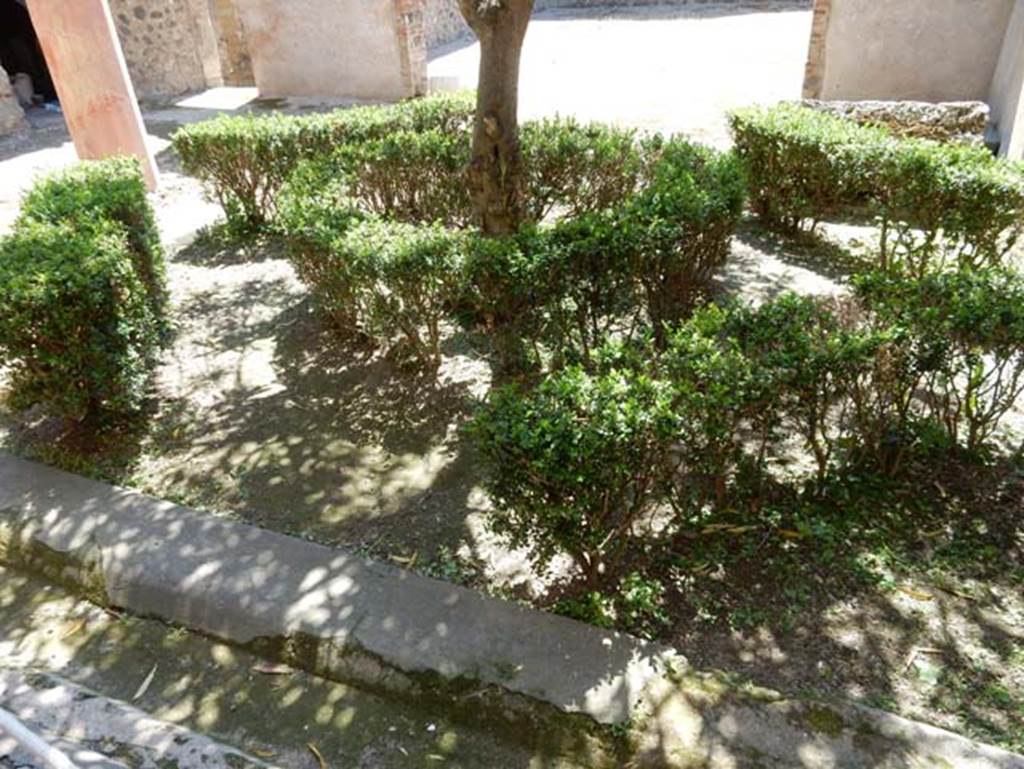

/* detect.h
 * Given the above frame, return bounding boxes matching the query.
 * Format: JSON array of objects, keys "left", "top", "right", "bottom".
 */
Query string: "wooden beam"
[{"left": 26, "top": 0, "right": 159, "bottom": 190}]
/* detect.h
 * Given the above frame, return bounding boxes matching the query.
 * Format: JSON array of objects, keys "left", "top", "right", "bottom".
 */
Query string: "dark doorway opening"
[{"left": 1, "top": 0, "right": 57, "bottom": 107}]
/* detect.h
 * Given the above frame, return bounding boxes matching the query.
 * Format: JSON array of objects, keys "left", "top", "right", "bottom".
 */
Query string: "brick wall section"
[
  {"left": 802, "top": 0, "right": 830, "bottom": 98},
  {"left": 395, "top": 0, "right": 428, "bottom": 96}
]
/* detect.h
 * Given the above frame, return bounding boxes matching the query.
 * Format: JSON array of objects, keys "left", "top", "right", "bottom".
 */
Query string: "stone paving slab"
[
  {"left": 2, "top": 452, "right": 1024, "bottom": 769},
  {"left": 0, "top": 669, "right": 278, "bottom": 769}
]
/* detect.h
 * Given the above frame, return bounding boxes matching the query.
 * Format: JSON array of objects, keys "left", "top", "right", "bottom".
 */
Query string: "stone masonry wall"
[
  {"left": 0, "top": 64, "right": 26, "bottom": 135},
  {"left": 108, "top": 0, "right": 209, "bottom": 98}
]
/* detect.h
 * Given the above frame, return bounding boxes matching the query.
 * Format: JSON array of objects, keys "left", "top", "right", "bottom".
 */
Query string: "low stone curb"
[{"left": 2, "top": 452, "right": 1023, "bottom": 768}]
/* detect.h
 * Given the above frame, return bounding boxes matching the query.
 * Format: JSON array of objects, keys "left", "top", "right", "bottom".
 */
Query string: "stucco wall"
[
  {"left": 108, "top": 0, "right": 210, "bottom": 98},
  {"left": 236, "top": 0, "right": 414, "bottom": 100},
  {"left": 808, "top": 0, "right": 1014, "bottom": 103},
  {"left": 990, "top": 0, "right": 1024, "bottom": 158}
]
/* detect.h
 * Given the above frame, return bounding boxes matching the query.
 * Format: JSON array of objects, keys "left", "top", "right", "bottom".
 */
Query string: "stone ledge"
[
  {"left": 802, "top": 98, "right": 990, "bottom": 144},
  {"left": 2, "top": 452, "right": 1023, "bottom": 769}
]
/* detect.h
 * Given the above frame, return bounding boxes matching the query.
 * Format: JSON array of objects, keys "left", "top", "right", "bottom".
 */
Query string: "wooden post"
[{"left": 26, "top": 0, "right": 159, "bottom": 190}]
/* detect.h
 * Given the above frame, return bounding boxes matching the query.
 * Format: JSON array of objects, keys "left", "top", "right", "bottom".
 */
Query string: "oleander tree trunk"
[{"left": 458, "top": 0, "right": 534, "bottom": 235}]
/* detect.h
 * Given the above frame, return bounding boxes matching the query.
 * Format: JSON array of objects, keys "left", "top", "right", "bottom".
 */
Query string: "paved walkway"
[{"left": 428, "top": 2, "right": 814, "bottom": 145}]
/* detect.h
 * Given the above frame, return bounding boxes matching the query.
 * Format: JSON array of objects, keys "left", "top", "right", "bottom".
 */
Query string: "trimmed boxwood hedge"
[
  {"left": 0, "top": 221, "right": 161, "bottom": 422},
  {"left": 730, "top": 104, "right": 1024, "bottom": 274},
  {"left": 277, "top": 132, "right": 746, "bottom": 373},
  {"left": 0, "top": 157, "right": 167, "bottom": 424},
  {"left": 171, "top": 92, "right": 476, "bottom": 232},
  {"left": 17, "top": 157, "right": 168, "bottom": 325}
]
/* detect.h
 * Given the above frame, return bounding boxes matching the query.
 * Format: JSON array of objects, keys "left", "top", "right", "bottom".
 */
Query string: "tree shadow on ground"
[
  {"left": 173, "top": 228, "right": 288, "bottom": 267},
  {"left": 0, "top": 568, "right": 601, "bottom": 769},
  {"left": 735, "top": 218, "right": 869, "bottom": 281},
  {"left": 635, "top": 453, "right": 1024, "bottom": 753},
  {"left": 141, "top": 262, "right": 486, "bottom": 559}
]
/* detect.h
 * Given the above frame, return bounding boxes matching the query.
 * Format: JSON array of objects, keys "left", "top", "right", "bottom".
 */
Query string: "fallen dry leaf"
[
  {"left": 133, "top": 664, "right": 157, "bottom": 701},
  {"left": 899, "top": 586, "right": 935, "bottom": 602},
  {"left": 389, "top": 552, "right": 418, "bottom": 567},
  {"left": 307, "top": 742, "right": 327, "bottom": 769},
  {"left": 60, "top": 618, "right": 87, "bottom": 640}
]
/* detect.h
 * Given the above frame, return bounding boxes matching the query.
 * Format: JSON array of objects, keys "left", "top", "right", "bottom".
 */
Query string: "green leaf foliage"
[
  {"left": 17, "top": 157, "right": 168, "bottom": 326},
  {"left": 730, "top": 104, "right": 1024, "bottom": 274},
  {"left": 171, "top": 91, "right": 476, "bottom": 232},
  {"left": 469, "top": 364, "right": 680, "bottom": 583},
  {"left": 0, "top": 220, "right": 160, "bottom": 422}
]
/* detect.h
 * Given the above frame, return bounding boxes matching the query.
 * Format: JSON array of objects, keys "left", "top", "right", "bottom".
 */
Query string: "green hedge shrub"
[
  {"left": 520, "top": 117, "right": 643, "bottom": 221},
  {"left": 629, "top": 139, "right": 746, "bottom": 341},
  {"left": 856, "top": 268, "right": 1024, "bottom": 453},
  {"left": 17, "top": 157, "right": 168, "bottom": 323},
  {"left": 457, "top": 139, "right": 745, "bottom": 372},
  {"left": 328, "top": 130, "right": 473, "bottom": 226},
  {"left": 277, "top": 127, "right": 743, "bottom": 376},
  {"left": 729, "top": 104, "right": 883, "bottom": 233},
  {"left": 470, "top": 364, "right": 679, "bottom": 584},
  {"left": 537, "top": 209, "right": 640, "bottom": 363},
  {"left": 172, "top": 92, "right": 476, "bottom": 231},
  {"left": 700, "top": 295, "right": 885, "bottom": 485},
  {"left": 458, "top": 228, "right": 555, "bottom": 373},
  {"left": 0, "top": 221, "right": 160, "bottom": 422},
  {"left": 280, "top": 208, "right": 465, "bottom": 369},
  {"left": 173, "top": 113, "right": 309, "bottom": 233},
  {"left": 870, "top": 141, "right": 1024, "bottom": 276},
  {"left": 730, "top": 104, "right": 1024, "bottom": 275},
  {"left": 337, "top": 219, "right": 467, "bottom": 368},
  {"left": 473, "top": 289, "right": 1012, "bottom": 581}
]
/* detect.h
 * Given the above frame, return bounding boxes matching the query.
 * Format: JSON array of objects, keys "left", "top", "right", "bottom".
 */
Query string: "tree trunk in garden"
[{"left": 458, "top": 0, "right": 533, "bottom": 235}]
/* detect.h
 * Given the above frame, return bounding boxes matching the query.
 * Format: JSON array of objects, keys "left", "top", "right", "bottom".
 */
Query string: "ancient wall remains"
[
  {"left": 107, "top": 0, "right": 210, "bottom": 98},
  {"left": 424, "top": 0, "right": 812, "bottom": 50},
  {"left": 0, "top": 63, "right": 26, "bottom": 135},
  {"left": 207, "top": 0, "right": 253, "bottom": 86},
  {"left": 236, "top": 0, "right": 421, "bottom": 100}
]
